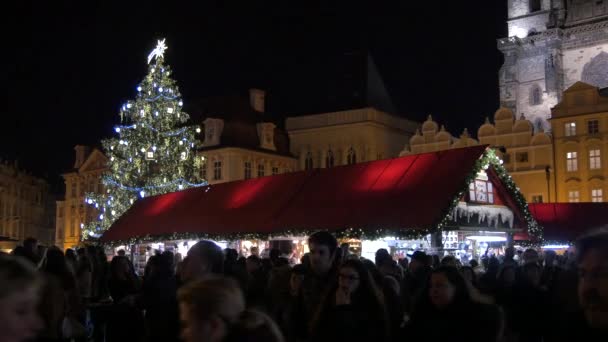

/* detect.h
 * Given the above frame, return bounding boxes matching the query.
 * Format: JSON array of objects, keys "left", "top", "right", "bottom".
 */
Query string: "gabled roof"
[{"left": 101, "top": 145, "right": 538, "bottom": 244}]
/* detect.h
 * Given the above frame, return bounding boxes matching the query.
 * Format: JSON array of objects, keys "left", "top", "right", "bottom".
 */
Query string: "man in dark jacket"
[{"left": 286, "top": 231, "right": 338, "bottom": 341}]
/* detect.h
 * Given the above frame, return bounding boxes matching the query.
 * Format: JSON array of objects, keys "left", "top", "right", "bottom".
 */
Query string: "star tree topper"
[{"left": 147, "top": 38, "right": 167, "bottom": 64}]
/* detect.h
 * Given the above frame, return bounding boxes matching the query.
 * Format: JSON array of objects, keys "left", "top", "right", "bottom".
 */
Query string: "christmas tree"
[{"left": 83, "top": 39, "right": 205, "bottom": 239}]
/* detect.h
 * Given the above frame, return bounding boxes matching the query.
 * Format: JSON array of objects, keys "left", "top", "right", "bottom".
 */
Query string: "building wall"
[
  {"left": 286, "top": 107, "right": 417, "bottom": 169},
  {"left": 551, "top": 82, "right": 608, "bottom": 203},
  {"left": 499, "top": 2, "right": 608, "bottom": 132},
  {"left": 400, "top": 109, "right": 555, "bottom": 204},
  {"left": 0, "top": 161, "right": 54, "bottom": 251},
  {"left": 198, "top": 148, "right": 297, "bottom": 185},
  {"left": 57, "top": 147, "right": 107, "bottom": 251}
]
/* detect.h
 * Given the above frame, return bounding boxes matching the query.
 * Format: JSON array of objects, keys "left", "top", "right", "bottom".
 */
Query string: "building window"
[
  {"left": 257, "top": 164, "right": 265, "bottom": 177},
  {"left": 530, "top": 85, "right": 542, "bottom": 105},
  {"left": 326, "top": 150, "right": 335, "bottom": 168},
  {"left": 70, "top": 217, "right": 76, "bottom": 237},
  {"left": 530, "top": 0, "right": 541, "bottom": 12},
  {"left": 566, "top": 152, "right": 578, "bottom": 172},
  {"left": 568, "top": 190, "right": 580, "bottom": 203},
  {"left": 531, "top": 195, "right": 543, "bottom": 203},
  {"left": 71, "top": 182, "right": 76, "bottom": 197},
  {"left": 589, "top": 149, "right": 601, "bottom": 170},
  {"left": 588, "top": 120, "right": 599, "bottom": 134},
  {"left": 213, "top": 161, "right": 222, "bottom": 180},
  {"left": 516, "top": 152, "right": 529, "bottom": 163},
  {"left": 244, "top": 162, "right": 252, "bottom": 179},
  {"left": 305, "top": 152, "right": 313, "bottom": 170},
  {"left": 272, "top": 167, "right": 279, "bottom": 175},
  {"left": 347, "top": 148, "right": 357, "bottom": 165},
  {"left": 592, "top": 189, "right": 603, "bottom": 202},
  {"left": 565, "top": 122, "right": 576, "bottom": 137},
  {"left": 201, "top": 162, "right": 207, "bottom": 180},
  {"left": 469, "top": 180, "right": 494, "bottom": 204}
]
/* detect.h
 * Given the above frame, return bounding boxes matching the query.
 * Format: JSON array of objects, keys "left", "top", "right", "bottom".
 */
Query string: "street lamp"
[{"left": 545, "top": 166, "right": 551, "bottom": 202}]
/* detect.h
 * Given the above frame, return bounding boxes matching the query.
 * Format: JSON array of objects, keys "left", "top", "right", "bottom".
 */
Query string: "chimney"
[
  {"left": 249, "top": 88, "right": 265, "bottom": 113},
  {"left": 74, "top": 145, "right": 90, "bottom": 169}
]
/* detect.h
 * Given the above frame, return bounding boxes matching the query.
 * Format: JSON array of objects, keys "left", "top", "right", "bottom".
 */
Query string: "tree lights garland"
[
  {"left": 82, "top": 39, "right": 205, "bottom": 240},
  {"left": 100, "top": 148, "right": 542, "bottom": 246}
]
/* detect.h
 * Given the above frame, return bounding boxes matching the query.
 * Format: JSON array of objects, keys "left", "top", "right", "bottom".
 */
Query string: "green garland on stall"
[
  {"left": 101, "top": 148, "right": 543, "bottom": 246},
  {"left": 434, "top": 148, "right": 543, "bottom": 242}
]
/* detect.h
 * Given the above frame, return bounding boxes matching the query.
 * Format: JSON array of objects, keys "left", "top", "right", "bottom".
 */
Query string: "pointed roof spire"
[
  {"left": 461, "top": 128, "right": 470, "bottom": 137},
  {"left": 440, "top": 125, "right": 446, "bottom": 132},
  {"left": 426, "top": 114, "right": 433, "bottom": 121},
  {"left": 485, "top": 117, "right": 490, "bottom": 124}
]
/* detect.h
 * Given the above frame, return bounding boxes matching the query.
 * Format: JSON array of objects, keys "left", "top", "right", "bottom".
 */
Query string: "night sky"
[{"left": 5, "top": 1, "right": 507, "bottom": 192}]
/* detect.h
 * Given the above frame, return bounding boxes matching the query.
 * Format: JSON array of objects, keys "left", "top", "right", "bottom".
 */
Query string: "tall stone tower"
[{"left": 498, "top": 0, "right": 608, "bottom": 132}]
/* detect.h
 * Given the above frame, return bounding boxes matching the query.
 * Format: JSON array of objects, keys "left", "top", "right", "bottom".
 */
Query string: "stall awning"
[
  {"left": 522, "top": 203, "right": 608, "bottom": 242},
  {"left": 101, "top": 145, "right": 529, "bottom": 243}
]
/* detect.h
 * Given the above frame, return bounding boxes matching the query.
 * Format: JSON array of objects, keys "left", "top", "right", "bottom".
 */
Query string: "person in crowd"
[
  {"left": 245, "top": 255, "right": 269, "bottom": 309},
  {"left": 23, "top": 237, "right": 40, "bottom": 265},
  {"left": 541, "top": 250, "right": 560, "bottom": 291},
  {"left": 142, "top": 250, "right": 180, "bottom": 342},
  {"left": 478, "top": 256, "right": 500, "bottom": 295},
  {"left": 0, "top": 254, "right": 43, "bottom": 342},
  {"left": 181, "top": 240, "right": 224, "bottom": 283},
  {"left": 460, "top": 266, "right": 477, "bottom": 288},
  {"left": 266, "top": 252, "right": 292, "bottom": 320},
  {"left": 339, "top": 243, "right": 350, "bottom": 261},
  {"left": 250, "top": 246, "right": 260, "bottom": 257},
  {"left": 75, "top": 248, "right": 92, "bottom": 302},
  {"left": 178, "top": 276, "right": 284, "bottom": 342},
  {"left": 106, "top": 255, "right": 144, "bottom": 342},
  {"left": 117, "top": 249, "right": 126, "bottom": 256},
  {"left": 495, "top": 265, "right": 518, "bottom": 341},
  {"left": 398, "top": 257, "right": 409, "bottom": 270},
  {"left": 503, "top": 246, "right": 518, "bottom": 268},
  {"left": 286, "top": 231, "right": 339, "bottom": 341},
  {"left": 375, "top": 248, "right": 391, "bottom": 267},
  {"left": 65, "top": 248, "right": 77, "bottom": 274},
  {"left": 548, "top": 231, "right": 608, "bottom": 340},
  {"left": 310, "top": 259, "right": 390, "bottom": 341},
  {"left": 511, "top": 263, "right": 549, "bottom": 342},
  {"left": 403, "top": 250, "right": 431, "bottom": 312},
  {"left": 362, "top": 259, "right": 404, "bottom": 340},
  {"left": 38, "top": 246, "right": 83, "bottom": 341},
  {"left": 522, "top": 248, "right": 540, "bottom": 265},
  {"left": 440, "top": 255, "right": 458, "bottom": 267},
  {"left": 406, "top": 266, "right": 503, "bottom": 341}
]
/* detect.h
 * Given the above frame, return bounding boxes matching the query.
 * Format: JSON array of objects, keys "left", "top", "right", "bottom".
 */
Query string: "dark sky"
[{"left": 5, "top": 1, "right": 507, "bottom": 192}]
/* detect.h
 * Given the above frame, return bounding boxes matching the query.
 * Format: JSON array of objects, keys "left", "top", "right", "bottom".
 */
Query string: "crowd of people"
[{"left": 0, "top": 230, "right": 606, "bottom": 342}]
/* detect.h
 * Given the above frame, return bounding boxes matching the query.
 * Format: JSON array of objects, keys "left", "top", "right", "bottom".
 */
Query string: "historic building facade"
[
  {"left": 56, "top": 146, "right": 107, "bottom": 250},
  {"left": 0, "top": 161, "right": 54, "bottom": 251},
  {"left": 286, "top": 107, "right": 418, "bottom": 170},
  {"left": 551, "top": 81, "right": 608, "bottom": 202},
  {"left": 400, "top": 110, "right": 555, "bottom": 204},
  {"left": 499, "top": 0, "right": 608, "bottom": 132},
  {"left": 196, "top": 89, "right": 298, "bottom": 185}
]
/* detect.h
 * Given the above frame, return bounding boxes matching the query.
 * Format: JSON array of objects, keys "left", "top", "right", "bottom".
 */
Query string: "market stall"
[{"left": 100, "top": 145, "right": 541, "bottom": 259}]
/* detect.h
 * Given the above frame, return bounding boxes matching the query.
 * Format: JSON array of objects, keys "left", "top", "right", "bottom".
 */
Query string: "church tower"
[{"left": 498, "top": 0, "right": 608, "bottom": 132}]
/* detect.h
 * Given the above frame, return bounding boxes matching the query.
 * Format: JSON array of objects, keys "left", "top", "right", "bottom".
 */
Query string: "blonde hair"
[
  {"left": 0, "top": 255, "right": 41, "bottom": 299},
  {"left": 178, "top": 276, "right": 245, "bottom": 322}
]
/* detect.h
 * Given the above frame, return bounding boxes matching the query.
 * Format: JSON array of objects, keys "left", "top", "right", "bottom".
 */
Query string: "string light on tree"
[{"left": 82, "top": 38, "right": 207, "bottom": 239}]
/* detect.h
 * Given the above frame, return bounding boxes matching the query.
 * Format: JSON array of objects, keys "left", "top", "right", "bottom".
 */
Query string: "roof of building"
[
  {"left": 100, "top": 145, "right": 535, "bottom": 244},
  {"left": 513, "top": 203, "right": 608, "bottom": 243},
  {"left": 187, "top": 94, "right": 292, "bottom": 156}
]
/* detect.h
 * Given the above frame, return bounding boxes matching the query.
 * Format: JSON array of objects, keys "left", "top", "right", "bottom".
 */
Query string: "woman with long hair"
[
  {"left": 407, "top": 266, "right": 503, "bottom": 342},
  {"left": 309, "top": 259, "right": 390, "bottom": 341},
  {"left": 38, "top": 247, "right": 83, "bottom": 341}
]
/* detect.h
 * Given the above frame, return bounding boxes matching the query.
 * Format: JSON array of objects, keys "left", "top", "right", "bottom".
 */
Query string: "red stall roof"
[
  {"left": 524, "top": 203, "right": 608, "bottom": 242},
  {"left": 101, "top": 145, "right": 529, "bottom": 243}
]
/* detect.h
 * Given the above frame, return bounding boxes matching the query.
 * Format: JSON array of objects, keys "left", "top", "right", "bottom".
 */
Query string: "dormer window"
[
  {"left": 202, "top": 118, "right": 224, "bottom": 147},
  {"left": 257, "top": 123, "right": 276, "bottom": 151}
]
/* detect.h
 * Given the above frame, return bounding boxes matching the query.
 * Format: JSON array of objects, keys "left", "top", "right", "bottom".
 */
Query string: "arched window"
[
  {"left": 304, "top": 152, "right": 313, "bottom": 170},
  {"left": 325, "top": 150, "right": 335, "bottom": 168},
  {"left": 347, "top": 148, "right": 357, "bottom": 165},
  {"left": 529, "top": 0, "right": 541, "bottom": 12},
  {"left": 530, "top": 85, "right": 542, "bottom": 106}
]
